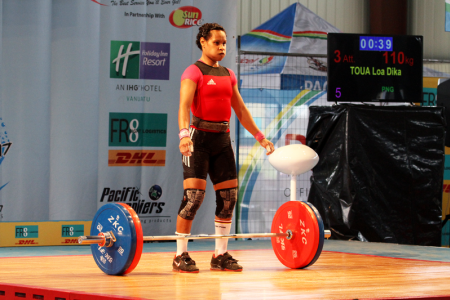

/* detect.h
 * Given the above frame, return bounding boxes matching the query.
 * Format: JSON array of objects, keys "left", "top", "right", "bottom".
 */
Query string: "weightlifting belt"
[{"left": 191, "top": 115, "right": 229, "bottom": 132}]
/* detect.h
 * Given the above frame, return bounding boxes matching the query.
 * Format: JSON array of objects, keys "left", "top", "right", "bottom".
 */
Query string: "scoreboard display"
[{"left": 327, "top": 33, "right": 423, "bottom": 103}]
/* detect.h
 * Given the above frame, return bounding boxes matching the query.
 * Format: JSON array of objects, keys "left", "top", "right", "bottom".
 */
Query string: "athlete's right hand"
[{"left": 179, "top": 137, "right": 194, "bottom": 156}]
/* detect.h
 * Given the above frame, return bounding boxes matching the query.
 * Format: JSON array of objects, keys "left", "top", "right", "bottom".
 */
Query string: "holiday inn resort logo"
[{"left": 110, "top": 41, "right": 170, "bottom": 80}]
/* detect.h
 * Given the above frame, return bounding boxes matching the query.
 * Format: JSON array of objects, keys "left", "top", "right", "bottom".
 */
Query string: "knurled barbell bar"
[
  {"left": 79, "top": 231, "right": 297, "bottom": 245},
  {"left": 78, "top": 201, "right": 331, "bottom": 276}
]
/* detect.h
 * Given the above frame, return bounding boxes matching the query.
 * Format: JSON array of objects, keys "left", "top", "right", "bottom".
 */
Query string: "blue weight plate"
[
  {"left": 302, "top": 201, "right": 325, "bottom": 268},
  {"left": 90, "top": 203, "right": 137, "bottom": 275}
]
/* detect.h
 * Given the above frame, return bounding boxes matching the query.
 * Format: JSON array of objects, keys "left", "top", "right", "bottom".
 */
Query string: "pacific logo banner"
[{"left": 110, "top": 40, "right": 170, "bottom": 80}]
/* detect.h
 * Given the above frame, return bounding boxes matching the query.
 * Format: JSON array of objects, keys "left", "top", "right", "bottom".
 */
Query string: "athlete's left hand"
[{"left": 259, "top": 138, "right": 274, "bottom": 155}]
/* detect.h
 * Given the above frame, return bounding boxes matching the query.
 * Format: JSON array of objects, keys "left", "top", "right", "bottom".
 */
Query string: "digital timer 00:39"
[{"left": 359, "top": 36, "right": 393, "bottom": 51}]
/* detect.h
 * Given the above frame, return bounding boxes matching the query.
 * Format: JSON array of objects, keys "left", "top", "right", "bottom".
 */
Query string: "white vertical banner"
[
  {"left": 0, "top": 0, "right": 236, "bottom": 237},
  {"left": 97, "top": 0, "right": 237, "bottom": 236},
  {"left": 48, "top": 1, "right": 101, "bottom": 221},
  {"left": 1, "top": 1, "right": 53, "bottom": 222},
  {"left": 1, "top": 1, "right": 104, "bottom": 222}
]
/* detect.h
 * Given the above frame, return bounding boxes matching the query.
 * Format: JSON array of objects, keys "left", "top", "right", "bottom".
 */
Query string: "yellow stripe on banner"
[
  {"left": 248, "top": 32, "right": 291, "bottom": 42},
  {"left": 238, "top": 90, "right": 311, "bottom": 182},
  {"left": 0, "top": 221, "right": 92, "bottom": 247},
  {"left": 293, "top": 33, "right": 327, "bottom": 39},
  {"left": 445, "top": 147, "right": 450, "bottom": 155},
  {"left": 423, "top": 77, "right": 440, "bottom": 89}
]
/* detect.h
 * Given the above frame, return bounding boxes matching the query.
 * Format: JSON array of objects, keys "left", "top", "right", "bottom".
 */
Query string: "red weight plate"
[
  {"left": 271, "top": 201, "right": 320, "bottom": 269},
  {"left": 118, "top": 203, "right": 144, "bottom": 275}
]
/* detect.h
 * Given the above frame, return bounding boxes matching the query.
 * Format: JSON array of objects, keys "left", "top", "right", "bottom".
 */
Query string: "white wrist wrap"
[{"left": 179, "top": 128, "right": 190, "bottom": 140}]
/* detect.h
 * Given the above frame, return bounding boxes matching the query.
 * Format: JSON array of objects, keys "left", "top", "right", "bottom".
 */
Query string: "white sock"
[
  {"left": 175, "top": 232, "right": 189, "bottom": 256},
  {"left": 214, "top": 220, "right": 232, "bottom": 256}
]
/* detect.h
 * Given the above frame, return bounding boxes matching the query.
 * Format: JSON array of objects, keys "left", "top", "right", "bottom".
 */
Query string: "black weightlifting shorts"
[{"left": 182, "top": 128, "right": 237, "bottom": 185}]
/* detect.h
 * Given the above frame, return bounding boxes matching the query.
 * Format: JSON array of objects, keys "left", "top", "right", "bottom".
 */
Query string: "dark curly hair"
[{"left": 196, "top": 23, "right": 226, "bottom": 50}]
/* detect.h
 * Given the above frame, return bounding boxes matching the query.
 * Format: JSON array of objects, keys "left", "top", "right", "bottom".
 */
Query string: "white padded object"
[{"left": 268, "top": 144, "right": 319, "bottom": 175}]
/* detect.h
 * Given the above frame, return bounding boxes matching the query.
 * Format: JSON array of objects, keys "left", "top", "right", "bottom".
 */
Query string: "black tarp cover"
[
  {"left": 306, "top": 105, "right": 445, "bottom": 246},
  {"left": 437, "top": 79, "right": 450, "bottom": 147}
]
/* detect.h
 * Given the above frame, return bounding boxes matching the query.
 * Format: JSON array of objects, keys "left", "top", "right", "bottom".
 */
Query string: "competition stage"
[{"left": 0, "top": 239, "right": 450, "bottom": 300}]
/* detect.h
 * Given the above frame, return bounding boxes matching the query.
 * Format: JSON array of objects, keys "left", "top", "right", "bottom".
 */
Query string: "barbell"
[
  {"left": 78, "top": 201, "right": 331, "bottom": 275},
  {"left": 79, "top": 144, "right": 327, "bottom": 275}
]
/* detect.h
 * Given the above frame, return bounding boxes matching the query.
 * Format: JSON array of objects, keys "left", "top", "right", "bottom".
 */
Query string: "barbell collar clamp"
[{"left": 78, "top": 235, "right": 106, "bottom": 245}]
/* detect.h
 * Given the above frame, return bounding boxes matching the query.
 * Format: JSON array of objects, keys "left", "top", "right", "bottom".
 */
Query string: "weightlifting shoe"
[
  {"left": 210, "top": 252, "right": 243, "bottom": 272},
  {"left": 173, "top": 252, "right": 199, "bottom": 273}
]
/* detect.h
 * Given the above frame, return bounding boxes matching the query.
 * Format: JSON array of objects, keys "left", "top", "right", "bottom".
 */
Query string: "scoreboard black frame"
[{"left": 327, "top": 33, "right": 423, "bottom": 103}]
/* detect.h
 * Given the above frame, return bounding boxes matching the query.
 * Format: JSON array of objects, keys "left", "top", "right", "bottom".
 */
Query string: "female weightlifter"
[{"left": 174, "top": 23, "right": 275, "bottom": 273}]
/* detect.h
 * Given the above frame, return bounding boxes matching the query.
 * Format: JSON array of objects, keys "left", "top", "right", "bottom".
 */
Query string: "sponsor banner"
[
  {"left": 108, "top": 150, "right": 166, "bottom": 166},
  {"left": 169, "top": 6, "right": 203, "bottom": 28},
  {"left": 239, "top": 59, "right": 327, "bottom": 90},
  {"left": 423, "top": 87, "right": 437, "bottom": 106},
  {"left": 98, "top": 185, "right": 171, "bottom": 226},
  {"left": 443, "top": 220, "right": 450, "bottom": 247},
  {"left": 237, "top": 88, "right": 328, "bottom": 234},
  {"left": 239, "top": 55, "right": 328, "bottom": 78},
  {"left": 240, "top": 74, "right": 281, "bottom": 90},
  {"left": 0, "top": 118, "right": 13, "bottom": 161},
  {"left": 239, "top": 55, "right": 286, "bottom": 75},
  {"left": 445, "top": 148, "right": 450, "bottom": 181},
  {"left": 443, "top": 179, "right": 450, "bottom": 247},
  {"left": 422, "top": 77, "right": 440, "bottom": 106},
  {"left": 15, "top": 225, "right": 39, "bottom": 239},
  {"left": 110, "top": 41, "right": 170, "bottom": 80},
  {"left": 444, "top": 179, "right": 450, "bottom": 218},
  {"left": 446, "top": 0, "right": 450, "bottom": 32},
  {"left": 109, "top": 113, "right": 167, "bottom": 147},
  {"left": 0, "top": 1, "right": 236, "bottom": 236},
  {"left": 280, "top": 74, "right": 327, "bottom": 90},
  {"left": 98, "top": 0, "right": 237, "bottom": 237},
  {"left": 0, "top": 117, "right": 13, "bottom": 215},
  {"left": 61, "top": 225, "right": 85, "bottom": 238},
  {"left": 0, "top": 221, "right": 91, "bottom": 247}
]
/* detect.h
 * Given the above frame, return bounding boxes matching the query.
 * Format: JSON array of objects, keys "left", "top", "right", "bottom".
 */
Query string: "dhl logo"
[
  {"left": 108, "top": 150, "right": 166, "bottom": 167},
  {"left": 15, "top": 240, "right": 38, "bottom": 245},
  {"left": 61, "top": 239, "right": 79, "bottom": 244}
]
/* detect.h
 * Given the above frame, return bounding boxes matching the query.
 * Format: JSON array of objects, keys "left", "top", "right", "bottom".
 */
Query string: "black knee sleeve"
[
  {"left": 178, "top": 189, "right": 205, "bottom": 220},
  {"left": 215, "top": 187, "right": 237, "bottom": 219}
]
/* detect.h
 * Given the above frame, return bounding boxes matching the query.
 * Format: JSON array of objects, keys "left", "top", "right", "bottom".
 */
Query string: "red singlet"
[{"left": 181, "top": 61, "right": 237, "bottom": 123}]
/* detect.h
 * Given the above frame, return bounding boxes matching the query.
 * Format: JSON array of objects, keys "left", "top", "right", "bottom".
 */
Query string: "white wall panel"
[
  {"left": 237, "top": 0, "right": 370, "bottom": 36},
  {"left": 424, "top": 63, "right": 450, "bottom": 74},
  {"left": 237, "top": 0, "right": 450, "bottom": 60},
  {"left": 410, "top": 0, "right": 450, "bottom": 60}
]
